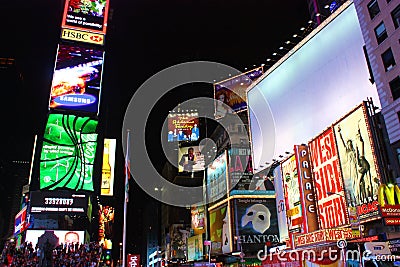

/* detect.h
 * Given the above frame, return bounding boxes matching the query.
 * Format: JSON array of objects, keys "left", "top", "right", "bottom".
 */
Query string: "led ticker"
[
  {"left": 48, "top": 43, "right": 104, "bottom": 114},
  {"left": 61, "top": 0, "right": 110, "bottom": 34},
  {"left": 40, "top": 114, "right": 98, "bottom": 191}
]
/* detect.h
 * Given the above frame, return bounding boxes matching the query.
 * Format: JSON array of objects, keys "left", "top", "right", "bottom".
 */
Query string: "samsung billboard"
[{"left": 247, "top": 2, "right": 381, "bottom": 170}]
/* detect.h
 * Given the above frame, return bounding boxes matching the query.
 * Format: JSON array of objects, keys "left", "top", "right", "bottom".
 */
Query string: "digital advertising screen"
[
  {"left": 281, "top": 155, "right": 303, "bottom": 234},
  {"left": 228, "top": 147, "right": 254, "bottom": 194},
  {"left": 309, "top": 128, "right": 349, "bottom": 228},
  {"left": 232, "top": 198, "right": 279, "bottom": 253},
  {"left": 29, "top": 190, "right": 89, "bottom": 215},
  {"left": 187, "top": 235, "right": 203, "bottom": 262},
  {"left": 170, "top": 224, "right": 190, "bottom": 259},
  {"left": 214, "top": 67, "right": 263, "bottom": 118},
  {"left": 101, "top": 138, "right": 116, "bottom": 196},
  {"left": 14, "top": 206, "right": 27, "bottom": 236},
  {"left": 178, "top": 146, "right": 205, "bottom": 172},
  {"left": 98, "top": 205, "right": 114, "bottom": 249},
  {"left": 167, "top": 112, "right": 200, "bottom": 142},
  {"left": 191, "top": 205, "right": 206, "bottom": 235},
  {"left": 48, "top": 43, "right": 104, "bottom": 114},
  {"left": 25, "top": 230, "right": 85, "bottom": 249},
  {"left": 40, "top": 114, "right": 98, "bottom": 191},
  {"left": 209, "top": 204, "right": 231, "bottom": 254},
  {"left": 333, "top": 103, "right": 381, "bottom": 221},
  {"left": 294, "top": 145, "right": 319, "bottom": 234},
  {"left": 247, "top": 3, "right": 381, "bottom": 171},
  {"left": 61, "top": 0, "right": 110, "bottom": 34},
  {"left": 206, "top": 151, "right": 228, "bottom": 204}
]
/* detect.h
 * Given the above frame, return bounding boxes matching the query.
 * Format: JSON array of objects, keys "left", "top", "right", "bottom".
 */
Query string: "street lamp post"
[{"left": 120, "top": 242, "right": 123, "bottom": 267}]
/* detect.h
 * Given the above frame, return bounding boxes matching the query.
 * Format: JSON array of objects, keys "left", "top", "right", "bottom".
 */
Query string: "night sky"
[{"left": 0, "top": 0, "right": 311, "bottom": 257}]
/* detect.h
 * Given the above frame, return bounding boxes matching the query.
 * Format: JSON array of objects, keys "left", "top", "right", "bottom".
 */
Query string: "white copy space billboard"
[{"left": 247, "top": 2, "right": 381, "bottom": 170}]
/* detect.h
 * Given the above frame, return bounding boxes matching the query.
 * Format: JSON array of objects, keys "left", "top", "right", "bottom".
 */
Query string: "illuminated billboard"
[
  {"left": 101, "top": 138, "right": 116, "bottom": 196},
  {"left": 48, "top": 43, "right": 104, "bottom": 114},
  {"left": 178, "top": 146, "right": 205, "bottom": 173},
  {"left": 14, "top": 206, "right": 27, "bottom": 236},
  {"left": 167, "top": 112, "right": 199, "bottom": 142},
  {"left": 232, "top": 198, "right": 279, "bottom": 253},
  {"left": 40, "top": 114, "right": 98, "bottom": 191},
  {"left": 272, "top": 166, "right": 289, "bottom": 244},
  {"left": 209, "top": 204, "right": 231, "bottom": 254},
  {"left": 61, "top": 28, "right": 105, "bottom": 45},
  {"left": 294, "top": 144, "right": 319, "bottom": 233},
  {"left": 99, "top": 205, "right": 114, "bottom": 249},
  {"left": 29, "top": 190, "right": 89, "bottom": 214},
  {"left": 187, "top": 235, "right": 203, "bottom": 261},
  {"left": 247, "top": 3, "right": 381, "bottom": 170},
  {"left": 309, "top": 128, "right": 348, "bottom": 228},
  {"left": 333, "top": 103, "right": 381, "bottom": 221},
  {"left": 191, "top": 205, "right": 206, "bottom": 235},
  {"left": 169, "top": 224, "right": 190, "bottom": 259},
  {"left": 206, "top": 151, "right": 228, "bottom": 204},
  {"left": 281, "top": 155, "right": 303, "bottom": 234},
  {"left": 25, "top": 230, "right": 85, "bottom": 249},
  {"left": 214, "top": 67, "right": 263, "bottom": 118},
  {"left": 228, "top": 147, "right": 254, "bottom": 194},
  {"left": 61, "top": 0, "right": 110, "bottom": 34}
]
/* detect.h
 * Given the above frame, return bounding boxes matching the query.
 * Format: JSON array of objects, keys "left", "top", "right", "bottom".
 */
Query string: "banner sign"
[
  {"left": 295, "top": 228, "right": 354, "bottom": 248},
  {"left": 29, "top": 191, "right": 88, "bottom": 214},
  {"left": 61, "top": 28, "right": 105, "bottom": 45}
]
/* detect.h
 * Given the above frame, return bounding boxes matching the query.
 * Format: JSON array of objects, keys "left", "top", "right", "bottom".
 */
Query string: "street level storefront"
[{"left": 261, "top": 245, "right": 344, "bottom": 267}]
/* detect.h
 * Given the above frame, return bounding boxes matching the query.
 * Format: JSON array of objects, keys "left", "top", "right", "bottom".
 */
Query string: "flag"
[{"left": 124, "top": 130, "right": 131, "bottom": 203}]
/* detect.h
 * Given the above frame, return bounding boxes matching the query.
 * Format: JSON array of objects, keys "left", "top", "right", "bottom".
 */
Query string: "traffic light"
[{"left": 104, "top": 249, "right": 112, "bottom": 266}]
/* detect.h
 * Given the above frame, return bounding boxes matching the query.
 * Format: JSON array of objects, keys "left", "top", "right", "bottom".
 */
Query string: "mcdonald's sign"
[
  {"left": 378, "top": 184, "right": 400, "bottom": 225},
  {"left": 378, "top": 184, "right": 400, "bottom": 206}
]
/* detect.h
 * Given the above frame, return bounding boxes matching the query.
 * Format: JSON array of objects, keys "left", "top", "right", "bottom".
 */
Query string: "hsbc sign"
[{"left": 61, "top": 28, "right": 104, "bottom": 45}]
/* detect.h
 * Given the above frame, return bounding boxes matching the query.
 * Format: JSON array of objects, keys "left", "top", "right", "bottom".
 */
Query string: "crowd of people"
[{"left": 1, "top": 239, "right": 103, "bottom": 267}]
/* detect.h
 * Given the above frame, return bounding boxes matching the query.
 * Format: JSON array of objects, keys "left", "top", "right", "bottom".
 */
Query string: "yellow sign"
[
  {"left": 61, "top": 28, "right": 105, "bottom": 45},
  {"left": 287, "top": 206, "right": 300, "bottom": 217},
  {"left": 378, "top": 184, "right": 400, "bottom": 207}
]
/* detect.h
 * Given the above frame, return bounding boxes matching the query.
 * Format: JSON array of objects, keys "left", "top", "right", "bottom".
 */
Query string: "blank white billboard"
[{"left": 247, "top": 2, "right": 381, "bottom": 170}]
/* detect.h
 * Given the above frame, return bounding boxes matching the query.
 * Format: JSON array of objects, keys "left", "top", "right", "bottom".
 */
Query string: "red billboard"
[
  {"left": 127, "top": 254, "right": 140, "bottom": 267},
  {"left": 309, "top": 128, "right": 349, "bottom": 228},
  {"left": 333, "top": 103, "right": 381, "bottom": 221},
  {"left": 61, "top": 0, "right": 110, "bottom": 34}
]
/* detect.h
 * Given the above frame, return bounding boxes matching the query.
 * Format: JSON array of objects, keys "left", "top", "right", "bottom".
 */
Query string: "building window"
[
  {"left": 389, "top": 76, "right": 400, "bottom": 100},
  {"left": 381, "top": 48, "right": 396, "bottom": 71},
  {"left": 368, "top": 0, "right": 380, "bottom": 19},
  {"left": 391, "top": 4, "right": 400, "bottom": 29},
  {"left": 375, "top": 22, "right": 388, "bottom": 44}
]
